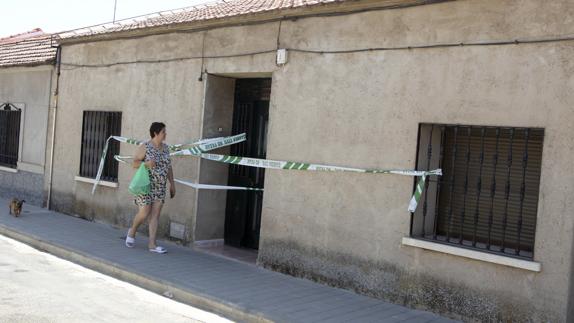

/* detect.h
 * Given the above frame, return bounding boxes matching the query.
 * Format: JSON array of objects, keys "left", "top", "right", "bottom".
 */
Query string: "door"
[{"left": 225, "top": 79, "right": 271, "bottom": 249}]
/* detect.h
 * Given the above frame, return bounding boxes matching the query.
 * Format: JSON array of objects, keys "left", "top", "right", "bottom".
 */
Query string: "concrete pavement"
[{"left": 0, "top": 199, "right": 459, "bottom": 323}]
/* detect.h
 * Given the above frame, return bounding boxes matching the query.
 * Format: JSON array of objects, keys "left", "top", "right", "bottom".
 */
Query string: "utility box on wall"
[{"left": 169, "top": 221, "right": 186, "bottom": 240}]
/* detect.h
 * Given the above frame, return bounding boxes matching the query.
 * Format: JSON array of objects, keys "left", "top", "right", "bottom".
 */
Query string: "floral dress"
[{"left": 134, "top": 141, "right": 171, "bottom": 206}]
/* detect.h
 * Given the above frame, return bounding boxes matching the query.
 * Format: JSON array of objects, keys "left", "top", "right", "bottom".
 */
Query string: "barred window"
[
  {"left": 411, "top": 124, "right": 544, "bottom": 259},
  {"left": 79, "top": 111, "right": 122, "bottom": 181},
  {"left": 0, "top": 103, "right": 22, "bottom": 169}
]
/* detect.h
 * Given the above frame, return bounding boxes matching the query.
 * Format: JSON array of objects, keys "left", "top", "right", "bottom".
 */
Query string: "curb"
[{"left": 0, "top": 224, "right": 273, "bottom": 323}]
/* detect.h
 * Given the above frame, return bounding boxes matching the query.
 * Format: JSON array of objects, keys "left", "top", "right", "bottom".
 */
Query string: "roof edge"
[
  {"left": 56, "top": 0, "right": 453, "bottom": 46},
  {"left": 0, "top": 28, "right": 46, "bottom": 44},
  {"left": 0, "top": 58, "right": 56, "bottom": 69}
]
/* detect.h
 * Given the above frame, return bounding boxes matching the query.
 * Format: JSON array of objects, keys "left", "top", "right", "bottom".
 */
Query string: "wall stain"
[{"left": 258, "top": 239, "right": 560, "bottom": 322}]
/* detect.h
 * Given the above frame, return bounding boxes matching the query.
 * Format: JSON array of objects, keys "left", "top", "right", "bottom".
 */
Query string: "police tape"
[
  {"left": 170, "top": 133, "right": 247, "bottom": 152},
  {"left": 408, "top": 175, "right": 426, "bottom": 213},
  {"left": 174, "top": 179, "right": 263, "bottom": 191},
  {"left": 175, "top": 151, "right": 437, "bottom": 211},
  {"left": 174, "top": 151, "right": 441, "bottom": 177},
  {"left": 91, "top": 133, "right": 247, "bottom": 194},
  {"left": 109, "top": 133, "right": 247, "bottom": 152},
  {"left": 94, "top": 134, "right": 441, "bottom": 211},
  {"left": 113, "top": 155, "right": 263, "bottom": 191}
]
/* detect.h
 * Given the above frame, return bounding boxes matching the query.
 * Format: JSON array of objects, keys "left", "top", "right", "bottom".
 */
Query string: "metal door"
[{"left": 225, "top": 79, "right": 270, "bottom": 249}]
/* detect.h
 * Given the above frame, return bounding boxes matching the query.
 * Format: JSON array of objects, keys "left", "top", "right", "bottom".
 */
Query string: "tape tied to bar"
[{"left": 93, "top": 133, "right": 440, "bottom": 211}]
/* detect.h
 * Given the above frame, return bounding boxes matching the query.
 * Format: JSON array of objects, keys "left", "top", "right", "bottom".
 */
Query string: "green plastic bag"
[{"left": 129, "top": 163, "right": 150, "bottom": 195}]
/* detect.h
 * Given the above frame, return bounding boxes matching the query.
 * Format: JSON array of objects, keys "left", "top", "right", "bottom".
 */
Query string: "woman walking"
[{"left": 125, "top": 122, "right": 175, "bottom": 253}]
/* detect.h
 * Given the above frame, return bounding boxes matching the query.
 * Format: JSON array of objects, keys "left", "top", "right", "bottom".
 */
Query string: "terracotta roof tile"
[
  {"left": 0, "top": 28, "right": 46, "bottom": 45},
  {"left": 0, "top": 34, "right": 56, "bottom": 68},
  {"left": 58, "top": 0, "right": 348, "bottom": 40}
]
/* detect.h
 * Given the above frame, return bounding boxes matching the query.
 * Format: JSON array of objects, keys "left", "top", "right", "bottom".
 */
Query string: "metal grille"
[
  {"left": 225, "top": 78, "right": 270, "bottom": 249},
  {"left": 0, "top": 103, "right": 22, "bottom": 168},
  {"left": 79, "top": 111, "right": 122, "bottom": 181},
  {"left": 229, "top": 78, "right": 271, "bottom": 177},
  {"left": 411, "top": 124, "right": 544, "bottom": 259}
]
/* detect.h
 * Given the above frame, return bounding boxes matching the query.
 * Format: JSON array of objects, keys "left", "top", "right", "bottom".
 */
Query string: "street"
[{"left": 0, "top": 234, "right": 232, "bottom": 323}]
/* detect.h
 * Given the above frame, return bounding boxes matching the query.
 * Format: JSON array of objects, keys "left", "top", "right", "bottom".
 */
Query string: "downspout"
[{"left": 46, "top": 45, "right": 61, "bottom": 210}]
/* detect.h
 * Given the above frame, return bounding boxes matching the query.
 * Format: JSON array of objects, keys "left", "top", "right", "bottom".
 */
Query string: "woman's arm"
[{"left": 133, "top": 144, "right": 154, "bottom": 169}]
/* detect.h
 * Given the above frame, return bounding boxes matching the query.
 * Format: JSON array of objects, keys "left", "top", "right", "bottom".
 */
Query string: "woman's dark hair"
[{"left": 150, "top": 122, "right": 166, "bottom": 138}]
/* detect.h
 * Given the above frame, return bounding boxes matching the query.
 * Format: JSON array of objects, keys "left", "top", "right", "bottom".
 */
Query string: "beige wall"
[
  {"left": 0, "top": 65, "right": 53, "bottom": 206},
  {"left": 195, "top": 75, "right": 235, "bottom": 241},
  {"left": 54, "top": 0, "right": 574, "bottom": 321},
  {"left": 53, "top": 24, "right": 277, "bottom": 240},
  {"left": 0, "top": 66, "right": 52, "bottom": 172},
  {"left": 52, "top": 34, "right": 205, "bottom": 237},
  {"left": 260, "top": 1, "right": 574, "bottom": 321}
]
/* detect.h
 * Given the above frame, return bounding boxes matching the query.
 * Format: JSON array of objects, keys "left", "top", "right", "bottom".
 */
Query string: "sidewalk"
[{"left": 0, "top": 199, "right": 459, "bottom": 323}]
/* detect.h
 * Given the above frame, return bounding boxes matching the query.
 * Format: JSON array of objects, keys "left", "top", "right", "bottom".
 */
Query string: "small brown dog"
[{"left": 8, "top": 198, "right": 25, "bottom": 217}]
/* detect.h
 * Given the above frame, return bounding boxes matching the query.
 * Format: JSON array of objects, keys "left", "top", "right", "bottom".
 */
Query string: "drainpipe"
[{"left": 46, "top": 45, "right": 61, "bottom": 210}]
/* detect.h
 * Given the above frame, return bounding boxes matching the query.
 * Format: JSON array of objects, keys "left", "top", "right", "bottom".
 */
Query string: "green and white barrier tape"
[
  {"left": 176, "top": 151, "right": 439, "bottom": 212},
  {"left": 113, "top": 155, "right": 131, "bottom": 164},
  {"left": 113, "top": 155, "right": 262, "bottom": 191},
  {"left": 108, "top": 133, "right": 247, "bottom": 152},
  {"left": 92, "top": 133, "right": 247, "bottom": 194},
  {"left": 94, "top": 133, "right": 441, "bottom": 211},
  {"left": 173, "top": 151, "right": 441, "bottom": 177},
  {"left": 92, "top": 136, "right": 113, "bottom": 194},
  {"left": 169, "top": 133, "right": 247, "bottom": 152},
  {"left": 174, "top": 179, "right": 263, "bottom": 191},
  {"left": 408, "top": 175, "right": 426, "bottom": 213}
]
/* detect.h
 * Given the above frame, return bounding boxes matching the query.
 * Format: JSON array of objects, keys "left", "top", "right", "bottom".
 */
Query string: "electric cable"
[{"left": 60, "top": 34, "right": 574, "bottom": 70}]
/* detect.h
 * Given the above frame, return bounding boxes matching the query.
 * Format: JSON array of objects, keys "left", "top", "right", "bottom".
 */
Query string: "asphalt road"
[{"left": 0, "top": 234, "right": 233, "bottom": 323}]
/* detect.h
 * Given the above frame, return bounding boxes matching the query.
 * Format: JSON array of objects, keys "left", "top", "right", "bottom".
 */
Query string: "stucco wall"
[
  {"left": 195, "top": 75, "right": 236, "bottom": 241},
  {"left": 258, "top": 1, "right": 574, "bottom": 322},
  {"left": 53, "top": 23, "right": 277, "bottom": 241},
  {"left": 52, "top": 38, "right": 204, "bottom": 240},
  {"left": 0, "top": 170, "right": 44, "bottom": 206},
  {"left": 54, "top": 0, "right": 574, "bottom": 321},
  {"left": 0, "top": 66, "right": 52, "bottom": 205}
]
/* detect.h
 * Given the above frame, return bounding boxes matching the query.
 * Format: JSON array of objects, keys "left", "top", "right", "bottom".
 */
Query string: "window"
[
  {"left": 80, "top": 111, "right": 122, "bottom": 182},
  {"left": 0, "top": 103, "right": 22, "bottom": 169},
  {"left": 411, "top": 124, "right": 544, "bottom": 259}
]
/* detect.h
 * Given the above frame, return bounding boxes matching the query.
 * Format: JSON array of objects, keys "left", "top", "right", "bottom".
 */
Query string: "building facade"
[
  {"left": 0, "top": 30, "right": 57, "bottom": 206},
  {"left": 48, "top": 0, "right": 574, "bottom": 321}
]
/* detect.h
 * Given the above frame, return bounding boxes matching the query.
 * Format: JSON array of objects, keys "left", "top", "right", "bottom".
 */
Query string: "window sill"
[
  {"left": 402, "top": 237, "right": 541, "bottom": 272},
  {"left": 74, "top": 176, "right": 118, "bottom": 188},
  {"left": 17, "top": 162, "right": 44, "bottom": 174},
  {"left": 0, "top": 165, "right": 18, "bottom": 173}
]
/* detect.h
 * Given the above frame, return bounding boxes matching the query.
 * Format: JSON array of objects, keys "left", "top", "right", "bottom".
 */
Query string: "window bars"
[
  {"left": 0, "top": 103, "right": 22, "bottom": 168},
  {"left": 411, "top": 124, "right": 544, "bottom": 259},
  {"left": 80, "top": 111, "right": 122, "bottom": 181}
]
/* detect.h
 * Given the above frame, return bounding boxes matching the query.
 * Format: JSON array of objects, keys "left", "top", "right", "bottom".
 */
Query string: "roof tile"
[
  {"left": 0, "top": 34, "right": 57, "bottom": 68},
  {"left": 58, "top": 0, "right": 347, "bottom": 39}
]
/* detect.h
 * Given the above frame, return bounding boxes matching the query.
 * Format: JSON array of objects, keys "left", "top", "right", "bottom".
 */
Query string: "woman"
[{"left": 125, "top": 122, "right": 175, "bottom": 253}]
